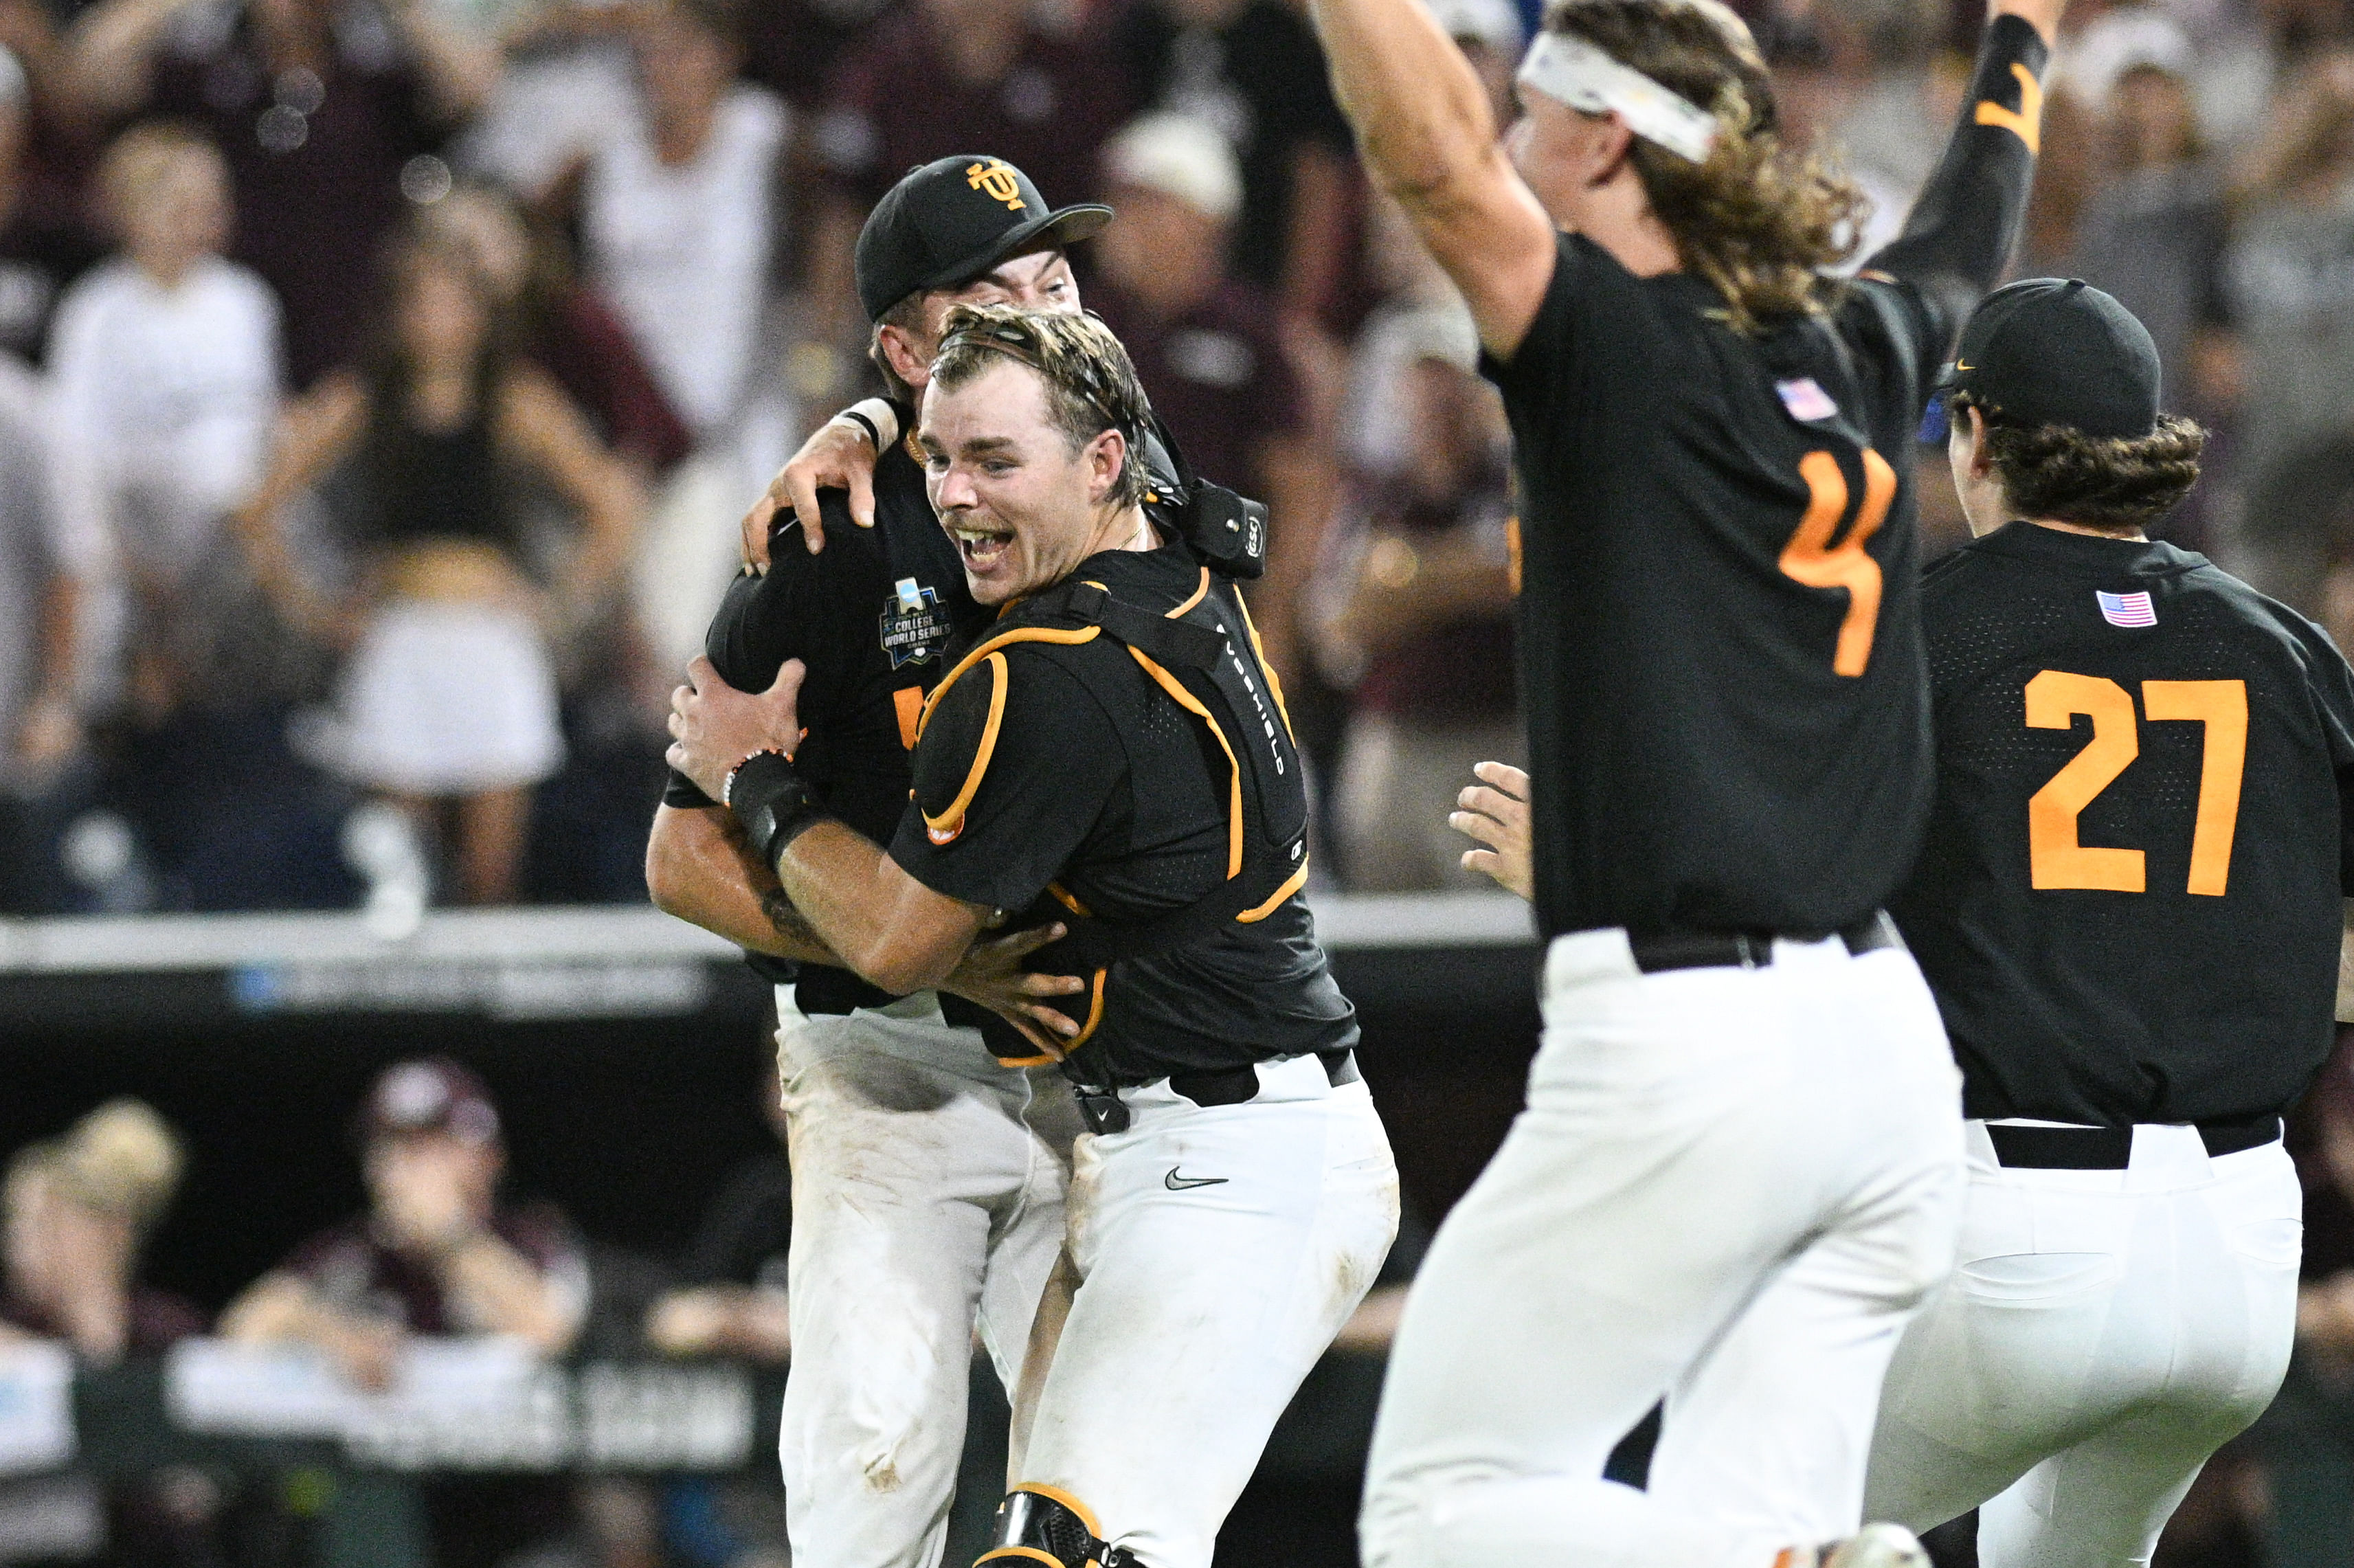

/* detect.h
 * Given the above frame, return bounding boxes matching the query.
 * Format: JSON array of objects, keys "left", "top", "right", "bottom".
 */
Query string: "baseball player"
[
  {"left": 644, "top": 155, "right": 1167, "bottom": 1568},
  {"left": 1302, "top": 0, "right": 2066, "bottom": 1560},
  {"left": 664, "top": 305, "right": 1398, "bottom": 1568},
  {"left": 1856, "top": 280, "right": 2354, "bottom": 1567}
]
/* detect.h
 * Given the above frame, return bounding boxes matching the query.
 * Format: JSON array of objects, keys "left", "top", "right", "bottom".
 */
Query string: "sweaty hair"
[
  {"left": 1955, "top": 393, "right": 2207, "bottom": 535},
  {"left": 929, "top": 304, "right": 1155, "bottom": 511},
  {"left": 1544, "top": 0, "right": 1868, "bottom": 334}
]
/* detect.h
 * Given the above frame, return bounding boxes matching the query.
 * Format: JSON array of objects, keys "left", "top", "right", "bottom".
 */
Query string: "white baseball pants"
[
  {"left": 1016, "top": 1051, "right": 1400, "bottom": 1568},
  {"left": 1360, "top": 928, "right": 1966, "bottom": 1568},
  {"left": 773, "top": 987, "right": 1083, "bottom": 1568},
  {"left": 1863, "top": 1121, "right": 2302, "bottom": 1568}
]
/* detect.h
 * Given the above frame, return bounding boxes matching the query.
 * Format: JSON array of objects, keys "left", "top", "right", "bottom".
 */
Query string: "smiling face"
[{"left": 919, "top": 359, "right": 1132, "bottom": 604}]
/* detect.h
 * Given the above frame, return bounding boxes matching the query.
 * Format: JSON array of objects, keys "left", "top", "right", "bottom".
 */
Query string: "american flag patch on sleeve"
[{"left": 2096, "top": 590, "right": 2157, "bottom": 627}]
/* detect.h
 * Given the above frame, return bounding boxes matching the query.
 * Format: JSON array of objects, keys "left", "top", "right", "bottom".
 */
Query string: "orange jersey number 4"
[{"left": 1782, "top": 449, "right": 1898, "bottom": 677}]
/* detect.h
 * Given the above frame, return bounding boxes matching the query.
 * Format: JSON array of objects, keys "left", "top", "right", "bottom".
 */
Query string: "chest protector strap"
[{"left": 921, "top": 568, "right": 1310, "bottom": 974}]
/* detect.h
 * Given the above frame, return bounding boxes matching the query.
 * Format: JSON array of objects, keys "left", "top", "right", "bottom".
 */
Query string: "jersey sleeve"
[
  {"left": 660, "top": 499, "right": 853, "bottom": 808},
  {"left": 1860, "top": 13, "right": 2049, "bottom": 359},
  {"left": 1478, "top": 234, "right": 1630, "bottom": 410},
  {"left": 889, "top": 649, "right": 1126, "bottom": 912}
]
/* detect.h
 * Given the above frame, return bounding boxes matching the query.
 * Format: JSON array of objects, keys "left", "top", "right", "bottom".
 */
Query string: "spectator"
[
  {"left": 0, "top": 1101, "right": 217, "bottom": 1568},
  {"left": 644, "top": 1057, "right": 789, "bottom": 1365},
  {"left": 0, "top": 1099, "right": 200, "bottom": 1363},
  {"left": 1088, "top": 111, "right": 1336, "bottom": 686},
  {"left": 220, "top": 1057, "right": 588, "bottom": 1568},
  {"left": 422, "top": 181, "right": 689, "bottom": 474},
  {"left": 0, "top": 348, "right": 100, "bottom": 917},
  {"left": 48, "top": 122, "right": 278, "bottom": 724},
  {"left": 1755, "top": 11, "right": 1913, "bottom": 267},
  {"left": 803, "top": 0, "right": 1131, "bottom": 346},
  {"left": 1310, "top": 301, "right": 1517, "bottom": 893},
  {"left": 234, "top": 229, "right": 642, "bottom": 906},
  {"left": 63, "top": 0, "right": 502, "bottom": 385},
  {"left": 1110, "top": 0, "right": 1358, "bottom": 323},
  {"left": 2064, "top": 32, "right": 2232, "bottom": 412},
  {"left": 2219, "top": 49, "right": 2354, "bottom": 490},
  {"left": 579, "top": 0, "right": 786, "bottom": 450},
  {"left": 1420, "top": 0, "right": 1519, "bottom": 127},
  {"left": 0, "top": 46, "right": 106, "bottom": 366}
]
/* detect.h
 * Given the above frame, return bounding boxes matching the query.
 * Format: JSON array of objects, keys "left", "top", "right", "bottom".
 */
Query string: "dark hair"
[
  {"left": 929, "top": 304, "right": 1154, "bottom": 511},
  {"left": 1958, "top": 394, "right": 2207, "bottom": 534},
  {"left": 1545, "top": 0, "right": 1868, "bottom": 333},
  {"left": 359, "top": 232, "right": 515, "bottom": 524}
]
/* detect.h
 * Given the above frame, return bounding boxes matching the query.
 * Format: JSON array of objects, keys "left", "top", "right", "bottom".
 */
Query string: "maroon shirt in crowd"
[
  {"left": 275, "top": 1200, "right": 584, "bottom": 1333},
  {"left": 1089, "top": 278, "right": 1297, "bottom": 497},
  {"left": 147, "top": 0, "right": 458, "bottom": 385},
  {"left": 1349, "top": 472, "right": 1519, "bottom": 723},
  {"left": 812, "top": 6, "right": 1132, "bottom": 213}
]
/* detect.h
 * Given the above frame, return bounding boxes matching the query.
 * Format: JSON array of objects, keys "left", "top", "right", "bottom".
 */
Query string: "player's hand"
[
  {"left": 666, "top": 656, "right": 806, "bottom": 803},
  {"left": 942, "top": 921, "right": 1088, "bottom": 1059},
  {"left": 741, "top": 421, "right": 880, "bottom": 569},
  {"left": 1450, "top": 761, "right": 1534, "bottom": 901}
]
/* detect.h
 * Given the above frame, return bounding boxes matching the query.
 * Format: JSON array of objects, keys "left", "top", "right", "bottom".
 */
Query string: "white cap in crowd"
[
  {"left": 2054, "top": 10, "right": 2193, "bottom": 109},
  {"left": 1424, "top": 0, "right": 1523, "bottom": 58},
  {"left": 1103, "top": 113, "right": 1244, "bottom": 225}
]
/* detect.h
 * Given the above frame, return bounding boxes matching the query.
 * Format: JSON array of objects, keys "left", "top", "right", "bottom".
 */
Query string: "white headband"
[{"left": 1515, "top": 31, "right": 1719, "bottom": 164}]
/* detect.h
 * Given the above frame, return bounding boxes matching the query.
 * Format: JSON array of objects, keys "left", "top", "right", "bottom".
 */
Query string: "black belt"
[
  {"left": 1075, "top": 1049, "right": 1359, "bottom": 1136},
  {"left": 1626, "top": 912, "right": 1902, "bottom": 975},
  {"left": 1985, "top": 1115, "right": 2282, "bottom": 1170}
]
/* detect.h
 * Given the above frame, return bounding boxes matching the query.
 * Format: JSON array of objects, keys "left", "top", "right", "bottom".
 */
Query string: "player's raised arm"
[
  {"left": 1307, "top": 0, "right": 1557, "bottom": 357},
  {"left": 1861, "top": 0, "right": 2064, "bottom": 334}
]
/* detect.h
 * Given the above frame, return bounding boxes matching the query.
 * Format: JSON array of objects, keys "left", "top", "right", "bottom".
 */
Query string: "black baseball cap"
[
  {"left": 1937, "top": 278, "right": 2161, "bottom": 440},
  {"left": 855, "top": 155, "right": 1113, "bottom": 324}
]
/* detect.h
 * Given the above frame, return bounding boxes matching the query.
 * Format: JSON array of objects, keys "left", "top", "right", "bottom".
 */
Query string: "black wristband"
[{"left": 729, "top": 751, "right": 829, "bottom": 869}]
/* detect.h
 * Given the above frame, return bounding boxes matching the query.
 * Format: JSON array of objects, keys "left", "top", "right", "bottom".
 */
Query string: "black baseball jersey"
[
  {"left": 663, "top": 434, "right": 978, "bottom": 1011},
  {"left": 1492, "top": 16, "right": 2046, "bottom": 941},
  {"left": 888, "top": 540, "right": 1358, "bottom": 1083},
  {"left": 1892, "top": 522, "right": 2354, "bottom": 1125}
]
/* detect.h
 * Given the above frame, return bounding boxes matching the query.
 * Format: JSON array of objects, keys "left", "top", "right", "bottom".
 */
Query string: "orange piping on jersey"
[
  {"left": 1504, "top": 515, "right": 1523, "bottom": 596},
  {"left": 974, "top": 1550, "right": 1062, "bottom": 1568},
  {"left": 1046, "top": 882, "right": 1092, "bottom": 917},
  {"left": 1013, "top": 1485, "right": 1104, "bottom": 1538},
  {"left": 1237, "top": 856, "right": 1310, "bottom": 922},
  {"left": 921, "top": 651, "right": 1007, "bottom": 838},
  {"left": 891, "top": 686, "right": 923, "bottom": 750},
  {"left": 1230, "top": 590, "right": 1297, "bottom": 743},
  {"left": 1973, "top": 63, "right": 2043, "bottom": 155},
  {"left": 1065, "top": 969, "right": 1109, "bottom": 1049},
  {"left": 1168, "top": 567, "right": 1210, "bottom": 618},
  {"left": 1127, "top": 647, "right": 1244, "bottom": 879},
  {"left": 917, "top": 625, "right": 1101, "bottom": 738}
]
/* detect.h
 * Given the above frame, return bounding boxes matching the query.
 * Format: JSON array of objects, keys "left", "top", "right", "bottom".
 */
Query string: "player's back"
[
  {"left": 1498, "top": 236, "right": 1951, "bottom": 941},
  {"left": 1894, "top": 519, "right": 2354, "bottom": 1125}
]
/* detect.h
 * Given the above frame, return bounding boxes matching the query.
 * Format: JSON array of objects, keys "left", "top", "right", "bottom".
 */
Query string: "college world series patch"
[{"left": 880, "top": 577, "right": 955, "bottom": 668}]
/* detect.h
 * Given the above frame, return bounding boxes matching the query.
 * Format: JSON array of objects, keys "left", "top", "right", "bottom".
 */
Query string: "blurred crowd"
[
  {"left": 0, "top": 1054, "right": 1424, "bottom": 1568},
  {"left": 0, "top": 0, "right": 2350, "bottom": 910}
]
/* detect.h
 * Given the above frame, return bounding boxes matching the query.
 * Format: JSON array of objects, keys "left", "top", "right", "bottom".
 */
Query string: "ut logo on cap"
[{"left": 967, "top": 159, "right": 1026, "bottom": 212}]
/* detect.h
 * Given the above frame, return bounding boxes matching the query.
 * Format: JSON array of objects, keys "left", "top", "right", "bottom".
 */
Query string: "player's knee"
[{"left": 977, "top": 1486, "right": 1136, "bottom": 1568}]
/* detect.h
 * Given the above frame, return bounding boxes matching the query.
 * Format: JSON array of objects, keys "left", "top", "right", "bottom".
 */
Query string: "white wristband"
[{"left": 834, "top": 396, "right": 901, "bottom": 450}]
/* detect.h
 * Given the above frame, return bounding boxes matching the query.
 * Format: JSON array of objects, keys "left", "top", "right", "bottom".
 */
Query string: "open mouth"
[{"left": 951, "top": 525, "right": 1014, "bottom": 570}]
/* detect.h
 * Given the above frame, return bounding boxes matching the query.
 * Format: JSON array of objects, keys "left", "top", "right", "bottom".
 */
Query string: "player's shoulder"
[{"left": 911, "top": 630, "right": 1116, "bottom": 842}]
